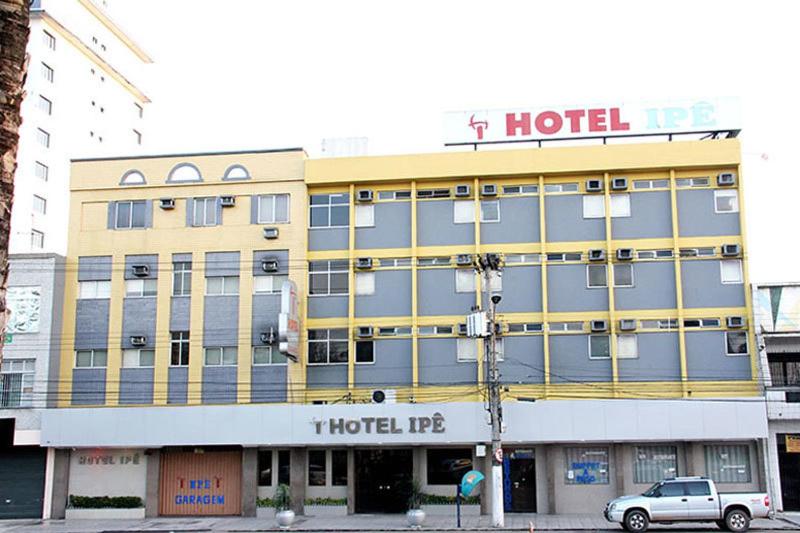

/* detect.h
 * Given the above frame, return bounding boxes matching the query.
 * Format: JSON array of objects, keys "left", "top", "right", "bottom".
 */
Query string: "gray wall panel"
[
  {"left": 119, "top": 368, "right": 154, "bottom": 404},
  {"left": 354, "top": 339, "right": 412, "bottom": 387},
  {"left": 172, "top": 253, "right": 192, "bottom": 263},
  {"left": 499, "top": 336, "right": 545, "bottom": 384},
  {"left": 418, "top": 338, "right": 476, "bottom": 385},
  {"left": 203, "top": 296, "right": 239, "bottom": 346},
  {"left": 685, "top": 331, "right": 752, "bottom": 381},
  {"left": 309, "top": 228, "right": 349, "bottom": 251},
  {"left": 612, "top": 192, "right": 672, "bottom": 239},
  {"left": 121, "top": 298, "right": 157, "bottom": 348},
  {"left": 308, "top": 296, "right": 349, "bottom": 318},
  {"left": 251, "top": 294, "right": 281, "bottom": 345},
  {"left": 124, "top": 254, "right": 158, "bottom": 279},
  {"left": 253, "top": 250, "right": 289, "bottom": 276},
  {"left": 168, "top": 367, "right": 188, "bottom": 404},
  {"left": 481, "top": 197, "right": 540, "bottom": 245},
  {"left": 170, "top": 297, "right": 191, "bottom": 331},
  {"left": 71, "top": 368, "right": 106, "bottom": 405},
  {"left": 77, "top": 256, "right": 112, "bottom": 281},
  {"left": 418, "top": 269, "right": 475, "bottom": 316},
  {"left": 251, "top": 365, "right": 288, "bottom": 403},
  {"left": 682, "top": 260, "right": 745, "bottom": 308},
  {"left": 356, "top": 202, "right": 411, "bottom": 249},
  {"left": 547, "top": 264, "right": 609, "bottom": 312},
  {"left": 202, "top": 366, "right": 237, "bottom": 404},
  {"left": 356, "top": 270, "right": 412, "bottom": 317},
  {"left": 545, "top": 195, "right": 605, "bottom": 242},
  {"left": 418, "top": 200, "right": 474, "bottom": 246},
  {"left": 614, "top": 262, "right": 677, "bottom": 310},
  {"left": 74, "top": 299, "right": 109, "bottom": 349},
  {"left": 678, "top": 189, "right": 740, "bottom": 237},
  {"left": 307, "top": 365, "right": 348, "bottom": 389},
  {"left": 205, "top": 252, "right": 240, "bottom": 277},
  {"left": 618, "top": 333, "right": 681, "bottom": 382},
  {"left": 549, "top": 335, "right": 612, "bottom": 383},
  {"left": 499, "top": 266, "right": 542, "bottom": 313}
]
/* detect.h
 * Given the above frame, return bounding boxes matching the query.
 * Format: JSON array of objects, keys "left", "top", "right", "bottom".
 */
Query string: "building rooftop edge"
[{"left": 71, "top": 147, "right": 307, "bottom": 163}]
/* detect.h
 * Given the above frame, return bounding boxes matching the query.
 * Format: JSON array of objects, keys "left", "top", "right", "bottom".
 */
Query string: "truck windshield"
[{"left": 643, "top": 482, "right": 663, "bottom": 497}]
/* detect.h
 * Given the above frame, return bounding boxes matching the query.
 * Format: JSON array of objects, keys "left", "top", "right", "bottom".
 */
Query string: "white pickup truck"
[{"left": 604, "top": 477, "right": 770, "bottom": 533}]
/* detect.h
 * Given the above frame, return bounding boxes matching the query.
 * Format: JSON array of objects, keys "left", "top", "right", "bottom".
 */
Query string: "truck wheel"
[
  {"left": 724, "top": 509, "right": 750, "bottom": 533},
  {"left": 624, "top": 510, "right": 649, "bottom": 533}
]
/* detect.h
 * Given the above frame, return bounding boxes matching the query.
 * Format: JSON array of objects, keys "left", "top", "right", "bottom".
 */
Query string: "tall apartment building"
[
  {"left": 41, "top": 138, "right": 767, "bottom": 517},
  {"left": 10, "top": 0, "right": 150, "bottom": 255}
]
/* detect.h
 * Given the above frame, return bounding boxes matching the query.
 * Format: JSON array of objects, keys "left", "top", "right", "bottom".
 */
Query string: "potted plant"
[
  {"left": 273, "top": 484, "right": 294, "bottom": 529},
  {"left": 406, "top": 479, "right": 425, "bottom": 528}
]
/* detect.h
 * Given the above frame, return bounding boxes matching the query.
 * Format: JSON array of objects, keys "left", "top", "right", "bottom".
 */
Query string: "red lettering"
[
  {"left": 506, "top": 113, "right": 531, "bottom": 136},
  {"left": 588, "top": 109, "right": 607, "bottom": 132},
  {"left": 609, "top": 107, "right": 630, "bottom": 131},
  {"left": 563, "top": 109, "right": 585, "bottom": 133},
  {"left": 535, "top": 111, "right": 563, "bottom": 135}
]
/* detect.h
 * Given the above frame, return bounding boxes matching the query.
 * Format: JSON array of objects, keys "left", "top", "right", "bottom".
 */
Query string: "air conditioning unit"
[
  {"left": 220, "top": 195, "right": 236, "bottom": 207},
  {"left": 721, "top": 244, "right": 741, "bottom": 257},
  {"left": 371, "top": 389, "right": 397, "bottom": 404},
  {"left": 357, "top": 326, "right": 373, "bottom": 338},
  {"left": 356, "top": 257, "right": 373, "bottom": 269},
  {"left": 159, "top": 198, "right": 175, "bottom": 210},
  {"left": 591, "top": 320, "right": 608, "bottom": 332},
  {"left": 589, "top": 249, "right": 605, "bottom": 262},
  {"left": 616, "top": 248, "right": 634, "bottom": 261},
  {"left": 455, "top": 184, "right": 471, "bottom": 197},
  {"left": 260, "top": 328, "right": 276, "bottom": 344},
  {"left": 458, "top": 323, "right": 468, "bottom": 336},
  {"left": 456, "top": 254, "right": 473, "bottom": 267},
  {"left": 263, "top": 227, "right": 279, "bottom": 239},
  {"left": 611, "top": 177, "right": 628, "bottom": 190},
  {"left": 727, "top": 316, "right": 745, "bottom": 328},
  {"left": 132, "top": 265, "right": 149, "bottom": 277},
  {"left": 357, "top": 189, "right": 373, "bottom": 202},
  {"left": 481, "top": 184, "right": 498, "bottom": 196},
  {"left": 261, "top": 258, "right": 279, "bottom": 273},
  {"left": 586, "top": 179, "right": 603, "bottom": 192},
  {"left": 130, "top": 335, "right": 146, "bottom": 347},
  {"left": 619, "top": 319, "right": 637, "bottom": 332},
  {"left": 717, "top": 172, "right": 736, "bottom": 186}
]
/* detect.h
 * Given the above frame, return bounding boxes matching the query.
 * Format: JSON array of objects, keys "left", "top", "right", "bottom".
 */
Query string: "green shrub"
[
  {"left": 419, "top": 493, "right": 480, "bottom": 505},
  {"left": 304, "top": 497, "right": 347, "bottom": 506},
  {"left": 273, "top": 484, "right": 291, "bottom": 511},
  {"left": 68, "top": 495, "right": 143, "bottom": 509},
  {"left": 256, "top": 497, "right": 275, "bottom": 508}
]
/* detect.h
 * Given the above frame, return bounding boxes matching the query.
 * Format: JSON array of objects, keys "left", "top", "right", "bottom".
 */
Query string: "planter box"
[
  {"left": 66, "top": 507, "right": 145, "bottom": 520},
  {"left": 421, "top": 504, "right": 480, "bottom": 516},
  {"left": 304, "top": 504, "right": 348, "bottom": 517}
]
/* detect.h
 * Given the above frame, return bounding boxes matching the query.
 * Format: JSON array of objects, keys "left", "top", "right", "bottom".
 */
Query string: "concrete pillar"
[
  {"left": 49, "top": 449, "right": 70, "bottom": 519},
  {"left": 479, "top": 453, "right": 491, "bottom": 515},
  {"left": 683, "top": 442, "right": 697, "bottom": 476},
  {"left": 241, "top": 448, "right": 258, "bottom": 517},
  {"left": 346, "top": 448, "right": 355, "bottom": 515},
  {"left": 289, "top": 448, "right": 306, "bottom": 515},
  {"left": 535, "top": 445, "right": 549, "bottom": 514},
  {"left": 755, "top": 439, "right": 768, "bottom": 492},
  {"left": 145, "top": 449, "right": 160, "bottom": 517},
  {"left": 412, "top": 447, "right": 423, "bottom": 486}
]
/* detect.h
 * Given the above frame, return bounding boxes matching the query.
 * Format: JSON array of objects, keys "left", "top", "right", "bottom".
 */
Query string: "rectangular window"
[
  {"left": 549, "top": 321, "right": 584, "bottom": 332},
  {"left": 418, "top": 325, "right": 453, "bottom": 335},
  {"left": 308, "top": 450, "right": 326, "bottom": 486},
  {"left": 726, "top": 331, "right": 749, "bottom": 356},
  {"left": 377, "top": 326, "right": 412, "bottom": 336},
  {"left": 676, "top": 177, "right": 710, "bottom": 187},
  {"left": 206, "top": 276, "right": 239, "bottom": 295},
  {"left": 544, "top": 182, "right": 578, "bottom": 193},
  {"left": 35, "top": 161, "right": 49, "bottom": 181},
  {"left": 332, "top": 450, "right": 348, "bottom": 486},
  {"left": 504, "top": 254, "right": 541, "bottom": 264},
  {"left": 253, "top": 346, "right": 287, "bottom": 365},
  {"left": 613, "top": 264, "right": 634, "bottom": 287},
  {"left": 582, "top": 195, "right": 604, "bottom": 218},
  {"left": 720, "top": 259, "right": 743, "bottom": 284},
  {"left": 355, "top": 271, "right": 375, "bottom": 296},
  {"left": 75, "top": 349, "right": 107, "bottom": 368},
  {"left": 634, "top": 446, "right": 678, "bottom": 483},
  {"left": 508, "top": 323, "right": 543, "bottom": 333},
  {"left": 379, "top": 257, "right": 412, "bottom": 267},
  {"left": 587, "top": 264, "right": 607, "bottom": 288},
  {"left": 453, "top": 200, "right": 475, "bottom": 224},
  {"left": 714, "top": 190, "right": 739, "bottom": 213},
  {"left": 192, "top": 197, "right": 218, "bottom": 226},
  {"left": 611, "top": 194, "right": 631, "bottom": 217},
  {"left": 125, "top": 278, "right": 157, "bottom": 297},
  {"left": 32, "top": 195, "right": 47, "bottom": 214},
  {"left": 43, "top": 30, "right": 56, "bottom": 50},
  {"left": 418, "top": 256, "right": 452, "bottom": 266},
  {"left": 457, "top": 338, "right": 477, "bottom": 362},
  {"left": 278, "top": 450, "right": 290, "bottom": 485},
  {"left": 257, "top": 194, "right": 290, "bottom": 223},
  {"left": 310, "top": 193, "right": 349, "bottom": 228},
  {"left": 37, "top": 128, "right": 50, "bottom": 147},
  {"left": 355, "top": 340, "right": 374, "bottom": 364},
  {"left": 172, "top": 261, "right": 192, "bottom": 296},
  {"left": 704, "top": 444, "right": 751, "bottom": 483},
  {"left": 416, "top": 188, "right": 450, "bottom": 198},
  {"left": 308, "top": 329, "right": 348, "bottom": 364},
  {"left": 378, "top": 190, "right": 411, "bottom": 200},
  {"left": 254, "top": 274, "right": 288, "bottom": 294},
  {"left": 78, "top": 280, "right": 111, "bottom": 299},
  {"left": 354, "top": 204, "right": 374, "bottom": 227},
  {"left": 115, "top": 200, "right": 146, "bottom": 229},
  {"left": 617, "top": 334, "right": 638, "bottom": 359},
  {"left": 30, "top": 230, "right": 44, "bottom": 249},
  {"left": 547, "top": 252, "right": 583, "bottom": 262},
  {"left": 204, "top": 347, "right": 238, "bottom": 366},
  {"left": 257, "top": 450, "right": 272, "bottom": 486},
  {"left": 38, "top": 95, "right": 52, "bottom": 115},
  {"left": 589, "top": 335, "right": 610, "bottom": 359},
  {"left": 0, "top": 359, "right": 36, "bottom": 407},
  {"left": 41, "top": 62, "right": 54, "bottom": 82},
  {"left": 122, "top": 348, "right": 155, "bottom": 368},
  {"left": 480, "top": 200, "right": 500, "bottom": 222},
  {"left": 309, "top": 260, "right": 349, "bottom": 295},
  {"left": 565, "top": 447, "right": 609, "bottom": 484},
  {"left": 427, "top": 448, "right": 473, "bottom": 485},
  {"left": 503, "top": 184, "right": 538, "bottom": 195},
  {"left": 455, "top": 269, "right": 476, "bottom": 293},
  {"left": 170, "top": 331, "right": 190, "bottom": 366},
  {"left": 633, "top": 179, "right": 669, "bottom": 189}
]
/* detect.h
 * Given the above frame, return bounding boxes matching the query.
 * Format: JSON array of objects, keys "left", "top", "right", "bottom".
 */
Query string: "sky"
[{"left": 108, "top": 0, "right": 798, "bottom": 283}]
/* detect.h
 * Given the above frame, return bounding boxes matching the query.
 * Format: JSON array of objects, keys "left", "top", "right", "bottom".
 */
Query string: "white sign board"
[
  {"left": 6, "top": 286, "right": 41, "bottom": 333},
  {"left": 279, "top": 279, "right": 300, "bottom": 359},
  {"left": 443, "top": 97, "right": 741, "bottom": 145}
]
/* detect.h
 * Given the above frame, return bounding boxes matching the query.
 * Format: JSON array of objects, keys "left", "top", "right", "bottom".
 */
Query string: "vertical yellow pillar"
[
  {"left": 539, "top": 175, "right": 550, "bottom": 398},
  {"left": 603, "top": 173, "right": 619, "bottom": 397},
  {"left": 104, "top": 252, "right": 126, "bottom": 406},
  {"left": 187, "top": 251, "right": 205, "bottom": 405},
  {"left": 669, "top": 170, "right": 689, "bottom": 397},
  {"left": 735, "top": 163, "right": 759, "bottom": 385},
  {"left": 474, "top": 177, "right": 484, "bottom": 397},
  {"left": 153, "top": 253, "right": 173, "bottom": 405},
  {"left": 411, "top": 180, "right": 419, "bottom": 393},
  {"left": 347, "top": 184, "right": 356, "bottom": 391},
  {"left": 237, "top": 249, "right": 254, "bottom": 404}
]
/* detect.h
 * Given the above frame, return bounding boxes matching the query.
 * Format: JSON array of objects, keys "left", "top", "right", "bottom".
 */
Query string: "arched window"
[
  {"left": 120, "top": 170, "right": 146, "bottom": 185},
  {"left": 223, "top": 164, "right": 250, "bottom": 181},
  {"left": 167, "top": 163, "right": 203, "bottom": 183}
]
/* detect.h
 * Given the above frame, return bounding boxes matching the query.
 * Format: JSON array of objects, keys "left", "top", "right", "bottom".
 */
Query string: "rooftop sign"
[{"left": 443, "top": 97, "right": 740, "bottom": 146}]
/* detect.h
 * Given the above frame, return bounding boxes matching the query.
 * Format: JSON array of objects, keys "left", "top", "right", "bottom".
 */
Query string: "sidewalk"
[{"left": 0, "top": 513, "right": 795, "bottom": 532}]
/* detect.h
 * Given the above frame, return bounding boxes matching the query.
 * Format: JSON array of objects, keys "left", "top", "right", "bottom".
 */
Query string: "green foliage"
[
  {"left": 419, "top": 493, "right": 480, "bottom": 505},
  {"left": 68, "top": 495, "right": 143, "bottom": 509},
  {"left": 304, "top": 497, "right": 347, "bottom": 506},
  {"left": 407, "top": 479, "right": 423, "bottom": 510},
  {"left": 273, "top": 483, "right": 292, "bottom": 511},
  {"left": 257, "top": 497, "right": 275, "bottom": 508}
]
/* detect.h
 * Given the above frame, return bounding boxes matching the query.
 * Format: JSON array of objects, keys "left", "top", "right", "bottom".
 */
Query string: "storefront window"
[
  {"left": 427, "top": 448, "right": 472, "bottom": 485},
  {"left": 564, "top": 447, "right": 609, "bottom": 485},
  {"left": 308, "top": 450, "right": 326, "bottom": 486},
  {"left": 633, "top": 445, "right": 678, "bottom": 483},
  {"left": 257, "top": 450, "right": 272, "bottom": 486},
  {"left": 278, "top": 450, "right": 290, "bottom": 485},
  {"left": 704, "top": 444, "right": 751, "bottom": 483},
  {"left": 332, "top": 450, "right": 348, "bottom": 486}
]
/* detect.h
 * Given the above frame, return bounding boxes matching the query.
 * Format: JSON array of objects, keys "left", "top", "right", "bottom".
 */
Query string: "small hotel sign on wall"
[{"left": 315, "top": 413, "right": 446, "bottom": 435}]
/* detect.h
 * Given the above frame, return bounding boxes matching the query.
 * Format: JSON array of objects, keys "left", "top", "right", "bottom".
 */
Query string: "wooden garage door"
[{"left": 159, "top": 450, "right": 241, "bottom": 515}]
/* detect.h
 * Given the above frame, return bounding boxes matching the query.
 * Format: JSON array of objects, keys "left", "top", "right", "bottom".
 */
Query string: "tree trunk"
[{"left": 0, "top": 0, "right": 30, "bottom": 366}]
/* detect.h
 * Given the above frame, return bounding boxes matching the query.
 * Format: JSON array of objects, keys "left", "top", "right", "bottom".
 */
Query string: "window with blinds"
[
  {"left": 704, "top": 444, "right": 751, "bottom": 483},
  {"left": 564, "top": 447, "right": 609, "bottom": 485},
  {"left": 633, "top": 446, "right": 678, "bottom": 483}
]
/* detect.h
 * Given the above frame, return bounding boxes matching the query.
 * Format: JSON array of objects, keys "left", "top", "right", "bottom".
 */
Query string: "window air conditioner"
[
  {"left": 130, "top": 335, "right": 146, "bottom": 347},
  {"left": 619, "top": 319, "right": 637, "bottom": 332},
  {"left": 481, "top": 184, "right": 498, "bottom": 196},
  {"left": 589, "top": 249, "right": 605, "bottom": 262},
  {"left": 458, "top": 323, "right": 468, "bottom": 336},
  {"left": 717, "top": 173, "right": 736, "bottom": 186},
  {"left": 159, "top": 198, "right": 175, "bottom": 210},
  {"left": 456, "top": 254, "right": 473, "bottom": 267},
  {"left": 586, "top": 179, "right": 603, "bottom": 192},
  {"left": 726, "top": 316, "right": 745, "bottom": 328},
  {"left": 721, "top": 244, "right": 741, "bottom": 257},
  {"left": 357, "top": 326, "right": 373, "bottom": 338},
  {"left": 357, "top": 189, "right": 373, "bottom": 202},
  {"left": 455, "top": 184, "right": 471, "bottom": 197},
  {"left": 132, "top": 265, "right": 149, "bottom": 277},
  {"left": 616, "top": 248, "right": 634, "bottom": 261},
  {"left": 356, "top": 257, "right": 373, "bottom": 270},
  {"left": 611, "top": 177, "right": 628, "bottom": 190},
  {"left": 260, "top": 328, "right": 276, "bottom": 344},
  {"left": 263, "top": 227, "right": 279, "bottom": 239},
  {"left": 220, "top": 195, "right": 235, "bottom": 207},
  {"left": 591, "top": 320, "right": 608, "bottom": 332},
  {"left": 261, "top": 258, "right": 279, "bottom": 273}
]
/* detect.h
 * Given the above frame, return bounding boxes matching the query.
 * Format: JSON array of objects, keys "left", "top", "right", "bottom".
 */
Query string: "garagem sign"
[{"left": 443, "top": 97, "right": 740, "bottom": 145}]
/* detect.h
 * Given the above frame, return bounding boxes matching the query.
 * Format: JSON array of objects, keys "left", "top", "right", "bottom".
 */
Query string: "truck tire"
[
  {"left": 624, "top": 510, "right": 649, "bottom": 533},
  {"left": 724, "top": 509, "right": 750, "bottom": 533}
]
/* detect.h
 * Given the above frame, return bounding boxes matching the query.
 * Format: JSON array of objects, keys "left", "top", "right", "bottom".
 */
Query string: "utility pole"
[{"left": 470, "top": 253, "right": 503, "bottom": 527}]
